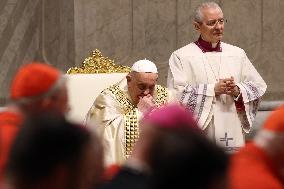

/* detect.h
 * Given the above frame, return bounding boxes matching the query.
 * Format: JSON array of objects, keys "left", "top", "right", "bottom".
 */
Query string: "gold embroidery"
[
  {"left": 107, "top": 85, "right": 135, "bottom": 113},
  {"left": 154, "top": 85, "right": 169, "bottom": 106},
  {"left": 106, "top": 85, "right": 138, "bottom": 158},
  {"left": 106, "top": 84, "right": 168, "bottom": 159},
  {"left": 124, "top": 110, "right": 139, "bottom": 159}
]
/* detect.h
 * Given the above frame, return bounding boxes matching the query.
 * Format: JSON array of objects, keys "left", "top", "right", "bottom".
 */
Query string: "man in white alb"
[{"left": 167, "top": 1, "right": 267, "bottom": 152}]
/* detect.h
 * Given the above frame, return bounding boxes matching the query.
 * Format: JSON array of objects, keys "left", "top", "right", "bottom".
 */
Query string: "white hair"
[{"left": 194, "top": 1, "right": 222, "bottom": 23}]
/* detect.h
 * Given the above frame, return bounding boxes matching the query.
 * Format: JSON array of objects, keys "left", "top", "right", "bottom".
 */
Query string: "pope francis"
[{"left": 86, "top": 59, "right": 174, "bottom": 165}]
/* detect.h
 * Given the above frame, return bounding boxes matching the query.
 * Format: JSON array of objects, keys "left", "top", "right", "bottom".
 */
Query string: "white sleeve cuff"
[{"left": 234, "top": 92, "right": 241, "bottom": 101}]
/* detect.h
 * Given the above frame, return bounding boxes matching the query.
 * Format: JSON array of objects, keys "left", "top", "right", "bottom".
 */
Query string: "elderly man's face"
[
  {"left": 127, "top": 72, "right": 158, "bottom": 105},
  {"left": 195, "top": 7, "right": 224, "bottom": 44},
  {"left": 49, "top": 84, "right": 70, "bottom": 115},
  {"left": 40, "top": 84, "right": 70, "bottom": 116}
]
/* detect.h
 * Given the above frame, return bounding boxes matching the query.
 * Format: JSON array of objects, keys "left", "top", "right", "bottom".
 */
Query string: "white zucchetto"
[{"left": 131, "top": 59, "right": 158, "bottom": 73}]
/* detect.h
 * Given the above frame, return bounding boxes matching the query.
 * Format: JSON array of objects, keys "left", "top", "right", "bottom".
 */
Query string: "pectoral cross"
[{"left": 219, "top": 132, "right": 233, "bottom": 147}]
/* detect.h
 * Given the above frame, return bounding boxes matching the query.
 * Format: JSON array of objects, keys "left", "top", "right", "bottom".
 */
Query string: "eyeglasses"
[{"left": 204, "top": 18, "right": 227, "bottom": 27}]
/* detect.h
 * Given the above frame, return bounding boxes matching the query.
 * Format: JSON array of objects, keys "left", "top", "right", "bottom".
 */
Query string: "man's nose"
[{"left": 143, "top": 88, "right": 150, "bottom": 95}]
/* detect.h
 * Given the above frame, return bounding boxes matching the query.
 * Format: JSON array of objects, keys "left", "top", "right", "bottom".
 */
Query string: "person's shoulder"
[
  {"left": 91, "top": 84, "right": 119, "bottom": 106},
  {"left": 89, "top": 87, "right": 119, "bottom": 112},
  {"left": 0, "top": 110, "right": 22, "bottom": 127},
  {"left": 221, "top": 42, "right": 245, "bottom": 54},
  {"left": 96, "top": 85, "right": 119, "bottom": 103},
  {"left": 172, "top": 42, "right": 200, "bottom": 57},
  {"left": 95, "top": 77, "right": 129, "bottom": 106},
  {"left": 154, "top": 85, "right": 169, "bottom": 103},
  {"left": 155, "top": 84, "right": 167, "bottom": 90},
  {"left": 99, "top": 78, "right": 126, "bottom": 97}
]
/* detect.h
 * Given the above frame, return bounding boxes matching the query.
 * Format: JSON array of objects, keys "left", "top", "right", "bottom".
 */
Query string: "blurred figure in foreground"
[
  {"left": 102, "top": 104, "right": 229, "bottom": 189},
  {"left": 9, "top": 62, "right": 69, "bottom": 117},
  {"left": 4, "top": 114, "right": 104, "bottom": 189},
  {"left": 0, "top": 62, "right": 69, "bottom": 183},
  {"left": 229, "top": 106, "right": 284, "bottom": 189},
  {"left": 0, "top": 107, "right": 22, "bottom": 184}
]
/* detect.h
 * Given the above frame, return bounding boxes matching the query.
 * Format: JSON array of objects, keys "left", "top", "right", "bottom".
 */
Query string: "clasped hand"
[
  {"left": 214, "top": 76, "right": 240, "bottom": 97},
  {"left": 137, "top": 94, "right": 157, "bottom": 113}
]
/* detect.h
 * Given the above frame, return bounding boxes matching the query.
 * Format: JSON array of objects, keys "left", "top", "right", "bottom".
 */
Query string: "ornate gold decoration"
[
  {"left": 66, "top": 49, "right": 131, "bottom": 74},
  {"left": 154, "top": 85, "right": 169, "bottom": 106},
  {"left": 106, "top": 84, "right": 169, "bottom": 159},
  {"left": 107, "top": 85, "right": 135, "bottom": 113},
  {"left": 106, "top": 84, "right": 138, "bottom": 159},
  {"left": 124, "top": 110, "right": 139, "bottom": 159}
]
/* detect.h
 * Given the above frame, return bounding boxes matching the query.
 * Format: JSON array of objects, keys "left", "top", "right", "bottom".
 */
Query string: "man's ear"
[
  {"left": 194, "top": 21, "right": 201, "bottom": 31},
  {"left": 126, "top": 74, "right": 131, "bottom": 83}
]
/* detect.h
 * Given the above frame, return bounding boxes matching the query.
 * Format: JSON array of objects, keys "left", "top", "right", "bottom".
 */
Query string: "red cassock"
[
  {"left": 0, "top": 111, "right": 22, "bottom": 182},
  {"left": 229, "top": 142, "right": 283, "bottom": 189}
]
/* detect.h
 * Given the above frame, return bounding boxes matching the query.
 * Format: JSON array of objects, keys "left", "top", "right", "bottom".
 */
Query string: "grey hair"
[{"left": 194, "top": 2, "right": 222, "bottom": 23}]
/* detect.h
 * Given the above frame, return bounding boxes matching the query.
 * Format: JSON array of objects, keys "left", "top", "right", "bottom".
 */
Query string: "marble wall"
[
  {"left": 0, "top": 0, "right": 284, "bottom": 104},
  {"left": 0, "top": 0, "right": 75, "bottom": 103},
  {"left": 74, "top": 0, "right": 284, "bottom": 101},
  {"left": 0, "top": 0, "right": 41, "bottom": 104}
]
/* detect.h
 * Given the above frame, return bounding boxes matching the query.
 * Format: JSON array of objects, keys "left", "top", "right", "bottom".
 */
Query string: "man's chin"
[{"left": 215, "top": 34, "right": 223, "bottom": 40}]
